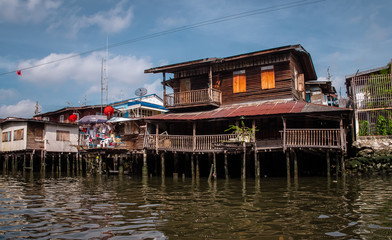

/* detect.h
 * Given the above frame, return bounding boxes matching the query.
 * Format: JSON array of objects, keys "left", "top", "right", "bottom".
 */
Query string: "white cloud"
[
  {"left": 52, "top": 0, "right": 133, "bottom": 36},
  {"left": 17, "top": 51, "right": 154, "bottom": 103},
  {"left": 0, "top": 99, "right": 37, "bottom": 118},
  {"left": 0, "top": 0, "right": 61, "bottom": 24},
  {"left": 0, "top": 89, "right": 18, "bottom": 100}
]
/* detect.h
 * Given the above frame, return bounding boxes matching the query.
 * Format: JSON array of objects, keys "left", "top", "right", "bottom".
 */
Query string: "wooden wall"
[
  {"left": 26, "top": 122, "right": 44, "bottom": 150},
  {"left": 220, "top": 61, "right": 292, "bottom": 105}
]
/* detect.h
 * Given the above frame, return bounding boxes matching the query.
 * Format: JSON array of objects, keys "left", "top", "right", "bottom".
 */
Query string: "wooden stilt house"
[{"left": 143, "top": 45, "right": 352, "bottom": 178}]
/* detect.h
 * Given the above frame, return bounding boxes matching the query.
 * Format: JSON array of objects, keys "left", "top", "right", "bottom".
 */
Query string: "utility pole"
[{"left": 34, "top": 101, "right": 39, "bottom": 115}]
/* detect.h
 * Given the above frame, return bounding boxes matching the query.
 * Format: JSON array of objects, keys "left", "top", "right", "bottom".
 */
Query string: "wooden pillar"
[
  {"left": 142, "top": 150, "right": 148, "bottom": 177},
  {"left": 51, "top": 154, "right": 54, "bottom": 174},
  {"left": 193, "top": 122, "right": 196, "bottom": 152},
  {"left": 41, "top": 151, "right": 46, "bottom": 173},
  {"left": 335, "top": 154, "right": 340, "bottom": 178},
  {"left": 58, "top": 154, "right": 61, "bottom": 174},
  {"left": 98, "top": 155, "right": 102, "bottom": 175},
  {"left": 160, "top": 152, "right": 165, "bottom": 178},
  {"left": 196, "top": 154, "right": 200, "bottom": 179},
  {"left": 224, "top": 151, "right": 229, "bottom": 180},
  {"left": 191, "top": 154, "right": 195, "bottom": 179},
  {"left": 173, "top": 153, "right": 178, "bottom": 180},
  {"left": 12, "top": 154, "right": 16, "bottom": 173},
  {"left": 209, "top": 65, "right": 213, "bottom": 100},
  {"left": 23, "top": 154, "right": 26, "bottom": 174},
  {"left": 242, "top": 142, "right": 246, "bottom": 180},
  {"left": 3, "top": 155, "right": 7, "bottom": 173},
  {"left": 155, "top": 124, "right": 159, "bottom": 154},
  {"left": 66, "top": 154, "right": 70, "bottom": 175},
  {"left": 30, "top": 153, "right": 34, "bottom": 172},
  {"left": 293, "top": 150, "right": 298, "bottom": 181},
  {"left": 340, "top": 153, "right": 346, "bottom": 178},
  {"left": 213, "top": 152, "right": 217, "bottom": 180},
  {"left": 326, "top": 150, "right": 331, "bottom": 179},
  {"left": 286, "top": 150, "right": 291, "bottom": 179},
  {"left": 282, "top": 117, "right": 287, "bottom": 153}
]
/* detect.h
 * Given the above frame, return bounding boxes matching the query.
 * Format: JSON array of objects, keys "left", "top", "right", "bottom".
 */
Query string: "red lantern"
[
  {"left": 69, "top": 114, "right": 78, "bottom": 122},
  {"left": 104, "top": 106, "right": 114, "bottom": 118}
]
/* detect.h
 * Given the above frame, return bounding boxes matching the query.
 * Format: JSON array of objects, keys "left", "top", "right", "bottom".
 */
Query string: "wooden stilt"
[
  {"left": 326, "top": 150, "right": 331, "bottom": 179},
  {"left": 119, "top": 155, "right": 124, "bottom": 175},
  {"left": 3, "top": 155, "right": 7, "bottom": 173},
  {"left": 58, "top": 154, "right": 62, "bottom": 176},
  {"left": 173, "top": 153, "right": 178, "bottom": 180},
  {"left": 293, "top": 150, "right": 298, "bottom": 182},
  {"left": 336, "top": 154, "right": 340, "bottom": 179},
  {"left": 30, "top": 153, "right": 34, "bottom": 172},
  {"left": 142, "top": 150, "right": 148, "bottom": 177},
  {"left": 191, "top": 154, "right": 195, "bottom": 180},
  {"left": 224, "top": 151, "right": 229, "bottom": 180},
  {"left": 213, "top": 152, "right": 217, "bottom": 180},
  {"left": 66, "top": 154, "right": 70, "bottom": 175},
  {"left": 51, "top": 154, "right": 54, "bottom": 174},
  {"left": 286, "top": 150, "right": 291, "bottom": 179},
  {"left": 41, "top": 151, "right": 46, "bottom": 174},
  {"left": 196, "top": 154, "right": 200, "bottom": 179},
  {"left": 340, "top": 153, "right": 346, "bottom": 178},
  {"left": 160, "top": 152, "right": 165, "bottom": 178},
  {"left": 242, "top": 142, "right": 246, "bottom": 180},
  {"left": 23, "top": 154, "right": 26, "bottom": 174},
  {"left": 254, "top": 150, "right": 260, "bottom": 178}
]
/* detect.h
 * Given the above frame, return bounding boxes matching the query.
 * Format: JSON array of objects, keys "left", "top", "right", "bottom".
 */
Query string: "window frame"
[{"left": 233, "top": 70, "right": 246, "bottom": 93}]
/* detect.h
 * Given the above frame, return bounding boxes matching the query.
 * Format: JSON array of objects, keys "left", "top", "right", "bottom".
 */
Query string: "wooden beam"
[
  {"left": 286, "top": 150, "right": 290, "bottom": 179},
  {"left": 163, "top": 72, "right": 166, "bottom": 106}
]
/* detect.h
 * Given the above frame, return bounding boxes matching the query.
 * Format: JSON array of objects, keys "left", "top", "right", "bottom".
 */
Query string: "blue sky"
[{"left": 0, "top": 0, "right": 391, "bottom": 118}]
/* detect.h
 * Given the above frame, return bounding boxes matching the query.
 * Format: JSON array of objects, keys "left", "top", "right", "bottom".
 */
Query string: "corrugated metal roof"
[{"left": 144, "top": 100, "right": 350, "bottom": 121}]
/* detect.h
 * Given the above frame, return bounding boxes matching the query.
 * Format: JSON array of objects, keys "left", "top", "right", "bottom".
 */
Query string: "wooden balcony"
[
  {"left": 284, "top": 128, "right": 344, "bottom": 150},
  {"left": 144, "top": 128, "right": 346, "bottom": 153},
  {"left": 164, "top": 88, "right": 222, "bottom": 109},
  {"left": 144, "top": 133, "right": 237, "bottom": 152}
]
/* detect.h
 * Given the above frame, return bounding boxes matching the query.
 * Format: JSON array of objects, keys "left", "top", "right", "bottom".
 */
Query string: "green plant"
[
  {"left": 387, "top": 119, "right": 392, "bottom": 135},
  {"left": 376, "top": 115, "right": 387, "bottom": 135},
  {"left": 359, "top": 120, "right": 369, "bottom": 136},
  {"left": 225, "top": 121, "right": 257, "bottom": 142}
]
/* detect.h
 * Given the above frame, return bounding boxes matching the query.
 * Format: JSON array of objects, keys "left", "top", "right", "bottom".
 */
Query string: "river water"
[{"left": 1, "top": 173, "right": 391, "bottom": 239}]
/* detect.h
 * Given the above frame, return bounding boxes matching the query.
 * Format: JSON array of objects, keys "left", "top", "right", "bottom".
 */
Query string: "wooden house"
[
  {"left": 0, "top": 118, "right": 79, "bottom": 173},
  {"left": 142, "top": 45, "right": 352, "bottom": 179}
]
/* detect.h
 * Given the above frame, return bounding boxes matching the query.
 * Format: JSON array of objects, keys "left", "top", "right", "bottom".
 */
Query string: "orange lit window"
[
  {"left": 233, "top": 70, "right": 246, "bottom": 93},
  {"left": 261, "top": 66, "right": 275, "bottom": 89}
]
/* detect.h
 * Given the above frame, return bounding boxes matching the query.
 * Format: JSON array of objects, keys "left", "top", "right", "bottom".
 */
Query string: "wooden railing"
[
  {"left": 284, "top": 128, "right": 343, "bottom": 149},
  {"left": 144, "top": 133, "right": 237, "bottom": 152},
  {"left": 144, "top": 128, "right": 345, "bottom": 152},
  {"left": 165, "top": 88, "right": 222, "bottom": 108}
]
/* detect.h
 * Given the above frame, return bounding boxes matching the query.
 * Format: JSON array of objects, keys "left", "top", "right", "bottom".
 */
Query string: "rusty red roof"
[{"left": 144, "top": 100, "right": 350, "bottom": 121}]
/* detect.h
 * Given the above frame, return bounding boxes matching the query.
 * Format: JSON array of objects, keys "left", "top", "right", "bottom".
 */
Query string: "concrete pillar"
[
  {"left": 173, "top": 153, "right": 179, "bottom": 181},
  {"left": 142, "top": 150, "right": 148, "bottom": 178}
]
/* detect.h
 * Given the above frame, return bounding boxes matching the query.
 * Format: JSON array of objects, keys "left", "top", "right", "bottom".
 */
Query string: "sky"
[{"left": 0, "top": 0, "right": 391, "bottom": 118}]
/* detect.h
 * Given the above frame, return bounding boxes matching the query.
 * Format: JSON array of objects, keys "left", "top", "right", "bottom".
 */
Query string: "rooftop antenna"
[
  {"left": 100, "top": 37, "right": 109, "bottom": 114},
  {"left": 327, "top": 66, "right": 332, "bottom": 81}
]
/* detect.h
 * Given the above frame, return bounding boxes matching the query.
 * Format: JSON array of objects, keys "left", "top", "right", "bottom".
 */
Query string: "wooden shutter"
[
  {"left": 233, "top": 70, "right": 246, "bottom": 93},
  {"left": 261, "top": 66, "right": 275, "bottom": 89}
]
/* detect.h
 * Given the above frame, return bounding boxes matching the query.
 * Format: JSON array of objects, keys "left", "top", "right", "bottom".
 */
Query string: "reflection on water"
[{"left": 1, "top": 174, "right": 391, "bottom": 239}]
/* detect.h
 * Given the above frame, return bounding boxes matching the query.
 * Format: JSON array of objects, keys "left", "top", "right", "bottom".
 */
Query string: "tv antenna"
[{"left": 135, "top": 87, "right": 147, "bottom": 97}]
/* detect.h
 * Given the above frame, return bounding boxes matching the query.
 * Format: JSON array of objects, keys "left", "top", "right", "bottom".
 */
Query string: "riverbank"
[{"left": 347, "top": 136, "right": 392, "bottom": 175}]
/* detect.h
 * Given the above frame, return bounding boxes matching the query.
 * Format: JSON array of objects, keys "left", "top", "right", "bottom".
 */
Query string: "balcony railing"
[
  {"left": 144, "top": 128, "right": 345, "bottom": 153},
  {"left": 165, "top": 88, "right": 222, "bottom": 108},
  {"left": 284, "top": 128, "right": 344, "bottom": 150},
  {"left": 144, "top": 133, "right": 237, "bottom": 152}
]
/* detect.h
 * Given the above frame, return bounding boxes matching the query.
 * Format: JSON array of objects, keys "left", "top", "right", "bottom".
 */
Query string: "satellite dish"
[{"left": 135, "top": 87, "right": 147, "bottom": 97}]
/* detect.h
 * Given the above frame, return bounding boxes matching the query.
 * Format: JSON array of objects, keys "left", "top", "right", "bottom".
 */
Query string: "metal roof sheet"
[{"left": 144, "top": 101, "right": 350, "bottom": 121}]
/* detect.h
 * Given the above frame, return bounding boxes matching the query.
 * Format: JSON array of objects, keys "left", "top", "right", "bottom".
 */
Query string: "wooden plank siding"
[
  {"left": 26, "top": 122, "right": 44, "bottom": 150},
  {"left": 221, "top": 61, "right": 293, "bottom": 104}
]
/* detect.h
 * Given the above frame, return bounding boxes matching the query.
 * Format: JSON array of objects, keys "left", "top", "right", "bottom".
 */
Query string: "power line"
[{"left": 0, "top": 0, "right": 327, "bottom": 77}]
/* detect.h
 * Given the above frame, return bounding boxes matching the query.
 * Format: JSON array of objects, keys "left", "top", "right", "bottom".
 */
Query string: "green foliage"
[
  {"left": 388, "top": 119, "right": 392, "bottom": 135},
  {"left": 376, "top": 115, "right": 387, "bottom": 135},
  {"left": 380, "top": 62, "right": 391, "bottom": 75},
  {"left": 359, "top": 120, "right": 369, "bottom": 136},
  {"left": 225, "top": 121, "right": 258, "bottom": 142}
]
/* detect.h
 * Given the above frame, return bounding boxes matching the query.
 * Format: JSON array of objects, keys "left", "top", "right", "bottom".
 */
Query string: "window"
[
  {"left": 56, "top": 130, "right": 70, "bottom": 141},
  {"left": 42, "top": 117, "right": 49, "bottom": 121},
  {"left": 233, "top": 70, "right": 246, "bottom": 93},
  {"left": 59, "top": 115, "right": 64, "bottom": 123},
  {"left": 261, "top": 66, "right": 275, "bottom": 89},
  {"left": 13, "top": 129, "right": 24, "bottom": 141},
  {"left": 2, "top": 131, "right": 11, "bottom": 142}
]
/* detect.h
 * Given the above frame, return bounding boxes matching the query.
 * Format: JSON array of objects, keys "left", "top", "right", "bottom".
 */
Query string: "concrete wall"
[
  {"left": 45, "top": 124, "right": 78, "bottom": 152},
  {"left": 0, "top": 122, "right": 27, "bottom": 152}
]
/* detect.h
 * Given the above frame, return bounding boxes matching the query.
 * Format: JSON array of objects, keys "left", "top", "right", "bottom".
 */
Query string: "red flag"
[{"left": 16, "top": 70, "right": 21, "bottom": 76}]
